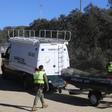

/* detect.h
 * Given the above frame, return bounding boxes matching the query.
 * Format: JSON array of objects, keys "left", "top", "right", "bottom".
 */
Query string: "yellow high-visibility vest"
[
  {"left": 108, "top": 64, "right": 112, "bottom": 73},
  {"left": 33, "top": 71, "right": 45, "bottom": 84}
]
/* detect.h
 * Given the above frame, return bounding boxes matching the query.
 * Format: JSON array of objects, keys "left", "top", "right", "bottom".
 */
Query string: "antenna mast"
[
  {"left": 39, "top": 4, "right": 43, "bottom": 19},
  {"left": 80, "top": 0, "right": 82, "bottom": 12}
]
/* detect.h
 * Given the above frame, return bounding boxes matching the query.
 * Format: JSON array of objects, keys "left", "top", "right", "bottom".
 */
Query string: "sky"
[{"left": 0, "top": 0, "right": 108, "bottom": 29}]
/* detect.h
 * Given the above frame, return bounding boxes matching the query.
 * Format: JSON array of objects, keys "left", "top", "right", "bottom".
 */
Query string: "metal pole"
[
  {"left": 39, "top": 4, "right": 42, "bottom": 19},
  {"left": 80, "top": 0, "right": 82, "bottom": 12}
]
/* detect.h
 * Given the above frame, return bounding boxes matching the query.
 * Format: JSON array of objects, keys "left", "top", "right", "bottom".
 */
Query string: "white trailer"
[{"left": 1, "top": 30, "right": 71, "bottom": 91}]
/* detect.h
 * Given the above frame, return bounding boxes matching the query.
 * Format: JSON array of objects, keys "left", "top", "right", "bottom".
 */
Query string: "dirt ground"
[
  {"left": 0, "top": 58, "right": 112, "bottom": 112},
  {"left": 0, "top": 75, "right": 112, "bottom": 112}
]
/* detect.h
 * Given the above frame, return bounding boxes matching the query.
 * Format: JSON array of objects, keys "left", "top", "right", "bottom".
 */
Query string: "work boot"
[
  {"left": 42, "top": 103, "right": 48, "bottom": 108},
  {"left": 31, "top": 105, "right": 37, "bottom": 111}
]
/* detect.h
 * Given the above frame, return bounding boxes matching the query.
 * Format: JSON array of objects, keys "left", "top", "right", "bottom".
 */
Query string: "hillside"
[{"left": 0, "top": 5, "right": 112, "bottom": 73}]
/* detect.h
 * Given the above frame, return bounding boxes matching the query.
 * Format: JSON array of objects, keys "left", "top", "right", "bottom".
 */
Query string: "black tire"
[
  {"left": 58, "top": 88, "right": 62, "bottom": 93},
  {"left": 48, "top": 84, "right": 54, "bottom": 92},
  {"left": 88, "top": 91, "right": 102, "bottom": 106}
]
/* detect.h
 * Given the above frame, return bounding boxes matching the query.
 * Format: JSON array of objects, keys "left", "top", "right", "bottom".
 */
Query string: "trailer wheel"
[
  {"left": 88, "top": 91, "right": 102, "bottom": 106},
  {"left": 48, "top": 83, "right": 54, "bottom": 92},
  {"left": 58, "top": 88, "right": 62, "bottom": 93}
]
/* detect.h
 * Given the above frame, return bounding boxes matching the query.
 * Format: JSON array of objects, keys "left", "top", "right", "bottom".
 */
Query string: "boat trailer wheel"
[
  {"left": 58, "top": 88, "right": 62, "bottom": 93},
  {"left": 88, "top": 91, "right": 102, "bottom": 106}
]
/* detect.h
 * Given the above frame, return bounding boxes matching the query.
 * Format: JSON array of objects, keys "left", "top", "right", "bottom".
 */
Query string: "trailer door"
[{"left": 38, "top": 44, "right": 62, "bottom": 76}]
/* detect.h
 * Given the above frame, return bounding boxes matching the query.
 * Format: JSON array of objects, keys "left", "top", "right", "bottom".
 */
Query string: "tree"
[{"left": 108, "top": 0, "right": 112, "bottom": 8}]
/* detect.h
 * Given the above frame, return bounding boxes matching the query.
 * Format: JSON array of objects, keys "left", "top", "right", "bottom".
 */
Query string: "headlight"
[{"left": 48, "top": 80, "right": 52, "bottom": 83}]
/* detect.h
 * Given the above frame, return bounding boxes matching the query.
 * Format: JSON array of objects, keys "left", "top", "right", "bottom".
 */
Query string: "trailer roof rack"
[{"left": 8, "top": 29, "right": 71, "bottom": 42}]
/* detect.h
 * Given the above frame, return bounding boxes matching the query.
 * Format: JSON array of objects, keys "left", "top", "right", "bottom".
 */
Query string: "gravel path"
[
  {"left": 0, "top": 56, "right": 112, "bottom": 112},
  {"left": 0, "top": 76, "right": 112, "bottom": 112}
]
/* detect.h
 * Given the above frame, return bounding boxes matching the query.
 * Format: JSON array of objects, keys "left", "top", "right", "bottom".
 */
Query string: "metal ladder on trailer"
[{"left": 58, "top": 45, "right": 64, "bottom": 75}]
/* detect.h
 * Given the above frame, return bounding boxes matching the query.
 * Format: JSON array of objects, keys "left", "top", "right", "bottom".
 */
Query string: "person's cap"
[{"left": 39, "top": 65, "right": 43, "bottom": 69}]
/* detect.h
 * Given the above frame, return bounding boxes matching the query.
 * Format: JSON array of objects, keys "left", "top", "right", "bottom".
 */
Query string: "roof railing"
[{"left": 8, "top": 29, "right": 71, "bottom": 41}]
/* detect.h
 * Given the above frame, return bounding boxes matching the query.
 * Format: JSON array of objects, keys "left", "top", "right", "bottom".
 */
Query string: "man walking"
[{"left": 32, "top": 65, "right": 49, "bottom": 111}]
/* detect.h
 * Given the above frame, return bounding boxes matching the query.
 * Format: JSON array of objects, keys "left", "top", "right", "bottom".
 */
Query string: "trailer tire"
[
  {"left": 58, "top": 88, "right": 62, "bottom": 93},
  {"left": 88, "top": 91, "right": 102, "bottom": 106},
  {"left": 46, "top": 83, "right": 54, "bottom": 92}
]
